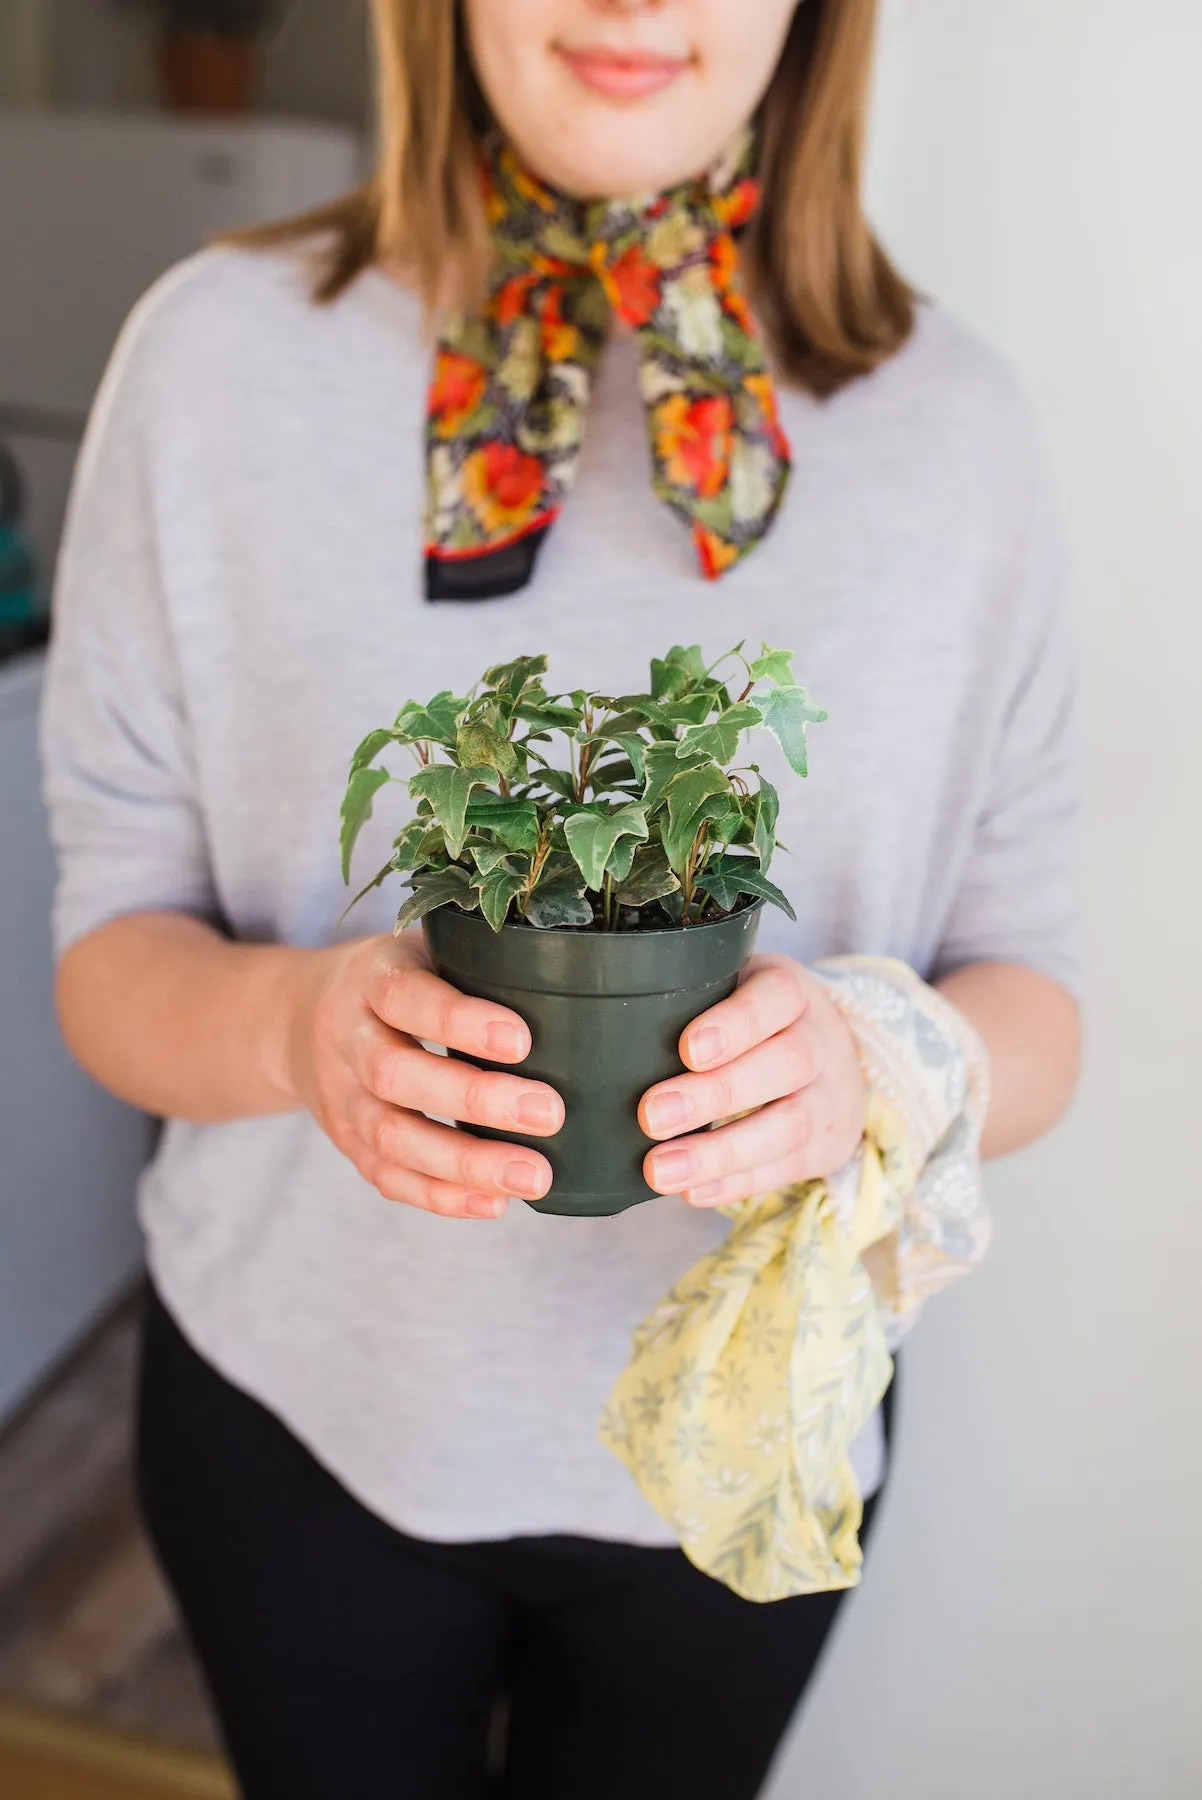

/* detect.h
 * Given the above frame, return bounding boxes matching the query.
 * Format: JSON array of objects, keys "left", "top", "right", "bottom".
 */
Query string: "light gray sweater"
[{"left": 41, "top": 247, "right": 1079, "bottom": 1543}]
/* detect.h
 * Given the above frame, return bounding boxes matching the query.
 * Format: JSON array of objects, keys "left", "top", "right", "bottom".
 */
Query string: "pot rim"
[
  {"left": 442, "top": 895, "right": 764, "bottom": 940},
  {"left": 424, "top": 897, "right": 764, "bottom": 998}
]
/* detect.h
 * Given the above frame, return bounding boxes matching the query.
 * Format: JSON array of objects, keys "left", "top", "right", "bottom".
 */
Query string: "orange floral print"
[
  {"left": 655, "top": 394, "right": 733, "bottom": 500},
  {"left": 461, "top": 443, "right": 547, "bottom": 537},
  {"left": 429, "top": 351, "right": 490, "bottom": 439},
  {"left": 603, "top": 245, "right": 662, "bottom": 327},
  {"left": 709, "top": 232, "right": 738, "bottom": 294},
  {"left": 745, "top": 372, "right": 790, "bottom": 459},
  {"left": 538, "top": 288, "right": 579, "bottom": 362},
  {"left": 695, "top": 526, "right": 741, "bottom": 579},
  {"left": 494, "top": 274, "right": 538, "bottom": 329}
]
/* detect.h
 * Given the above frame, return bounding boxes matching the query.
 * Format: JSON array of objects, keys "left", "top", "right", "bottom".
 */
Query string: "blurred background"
[{"left": 0, "top": 1, "right": 1198, "bottom": 1796}]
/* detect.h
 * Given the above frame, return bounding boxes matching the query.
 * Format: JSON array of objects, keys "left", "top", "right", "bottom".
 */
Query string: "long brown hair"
[{"left": 239, "top": 0, "right": 913, "bottom": 397}]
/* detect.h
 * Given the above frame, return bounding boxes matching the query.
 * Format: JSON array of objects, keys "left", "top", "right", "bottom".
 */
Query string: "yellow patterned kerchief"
[{"left": 599, "top": 956, "right": 991, "bottom": 1603}]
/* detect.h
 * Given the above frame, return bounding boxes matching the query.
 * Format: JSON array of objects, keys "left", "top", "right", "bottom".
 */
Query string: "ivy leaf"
[
  {"left": 615, "top": 846, "right": 680, "bottom": 907},
  {"left": 664, "top": 763, "right": 731, "bottom": 842},
  {"left": 394, "top": 691, "right": 463, "bottom": 747},
  {"left": 601, "top": 696, "right": 681, "bottom": 735},
  {"left": 470, "top": 842, "right": 521, "bottom": 876},
  {"left": 616, "top": 734, "right": 646, "bottom": 783},
  {"left": 641, "top": 740, "right": 710, "bottom": 810},
  {"left": 659, "top": 692, "right": 716, "bottom": 727},
  {"left": 523, "top": 875, "right": 593, "bottom": 929},
  {"left": 677, "top": 702, "right": 763, "bottom": 763},
  {"left": 483, "top": 653, "right": 548, "bottom": 698},
  {"left": 339, "top": 856, "right": 397, "bottom": 924},
  {"left": 588, "top": 754, "right": 640, "bottom": 795},
  {"left": 340, "top": 766, "right": 392, "bottom": 883},
  {"left": 650, "top": 644, "right": 706, "bottom": 700},
  {"left": 514, "top": 700, "right": 583, "bottom": 732},
  {"left": 391, "top": 819, "right": 432, "bottom": 874},
  {"left": 605, "top": 834, "right": 641, "bottom": 885},
  {"left": 694, "top": 855, "right": 797, "bottom": 921},
  {"left": 586, "top": 708, "right": 654, "bottom": 741},
  {"left": 349, "top": 727, "right": 402, "bottom": 775},
  {"left": 708, "top": 796, "right": 746, "bottom": 851},
  {"left": 456, "top": 721, "right": 519, "bottom": 781},
  {"left": 754, "top": 685, "right": 827, "bottom": 778},
  {"left": 393, "top": 865, "right": 478, "bottom": 934},
  {"left": 474, "top": 863, "right": 527, "bottom": 932},
  {"left": 412, "top": 825, "right": 448, "bottom": 864},
  {"left": 463, "top": 797, "right": 541, "bottom": 853},
  {"left": 748, "top": 643, "right": 795, "bottom": 686},
  {"left": 526, "top": 762, "right": 577, "bottom": 802},
  {"left": 752, "top": 776, "right": 779, "bottom": 871},
  {"left": 661, "top": 791, "right": 737, "bottom": 876},
  {"left": 408, "top": 764, "right": 496, "bottom": 859},
  {"left": 564, "top": 803, "right": 649, "bottom": 890}
]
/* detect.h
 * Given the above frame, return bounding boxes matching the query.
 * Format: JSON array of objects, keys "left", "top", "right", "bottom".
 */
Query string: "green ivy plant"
[{"left": 340, "top": 643, "right": 825, "bottom": 935}]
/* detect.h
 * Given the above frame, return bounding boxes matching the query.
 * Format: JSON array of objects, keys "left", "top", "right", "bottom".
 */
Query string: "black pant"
[{"left": 136, "top": 1285, "right": 892, "bottom": 1800}]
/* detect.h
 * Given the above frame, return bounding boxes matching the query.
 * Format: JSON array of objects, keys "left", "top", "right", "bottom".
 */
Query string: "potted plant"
[
  {"left": 340, "top": 643, "right": 825, "bottom": 1218},
  {"left": 125, "top": 1, "right": 286, "bottom": 115}
]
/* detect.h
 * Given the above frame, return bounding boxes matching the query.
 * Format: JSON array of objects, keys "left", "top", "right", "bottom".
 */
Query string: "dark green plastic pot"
[{"left": 423, "top": 902, "right": 763, "bottom": 1218}]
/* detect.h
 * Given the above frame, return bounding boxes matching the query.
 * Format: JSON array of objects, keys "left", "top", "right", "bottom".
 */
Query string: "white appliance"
[{"left": 0, "top": 109, "right": 364, "bottom": 1426}]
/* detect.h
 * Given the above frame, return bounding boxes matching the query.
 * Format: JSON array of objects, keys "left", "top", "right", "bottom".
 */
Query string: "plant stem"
[
  {"left": 603, "top": 869, "right": 614, "bottom": 931},
  {"left": 574, "top": 740, "right": 594, "bottom": 804},
  {"left": 681, "top": 821, "right": 712, "bottom": 923}
]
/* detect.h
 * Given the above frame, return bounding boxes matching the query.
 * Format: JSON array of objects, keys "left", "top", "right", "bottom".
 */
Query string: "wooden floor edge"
[{"left": 0, "top": 1702, "right": 236, "bottom": 1796}]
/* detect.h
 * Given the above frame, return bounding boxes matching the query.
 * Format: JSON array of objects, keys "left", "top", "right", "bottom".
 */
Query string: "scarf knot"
[{"left": 425, "top": 133, "right": 791, "bottom": 601}]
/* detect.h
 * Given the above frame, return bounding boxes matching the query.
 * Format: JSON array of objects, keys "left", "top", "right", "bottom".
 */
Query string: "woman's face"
[{"left": 463, "top": 0, "right": 800, "bottom": 198}]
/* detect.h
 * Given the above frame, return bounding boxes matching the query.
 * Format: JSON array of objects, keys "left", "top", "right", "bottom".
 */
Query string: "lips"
[{"left": 555, "top": 44, "right": 692, "bottom": 101}]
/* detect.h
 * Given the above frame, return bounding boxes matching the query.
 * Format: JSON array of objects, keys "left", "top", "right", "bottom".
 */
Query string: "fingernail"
[
  {"left": 513, "top": 1091, "right": 560, "bottom": 1131},
  {"left": 645, "top": 1091, "right": 689, "bottom": 1136},
  {"left": 504, "top": 1160, "right": 548, "bottom": 1200},
  {"left": 688, "top": 1027, "right": 725, "bottom": 1068},
  {"left": 485, "top": 1021, "right": 524, "bottom": 1060},
  {"left": 465, "top": 1193, "right": 507, "bottom": 1219},
  {"left": 685, "top": 1181, "right": 726, "bottom": 1206},
  {"left": 651, "top": 1147, "right": 696, "bottom": 1190}
]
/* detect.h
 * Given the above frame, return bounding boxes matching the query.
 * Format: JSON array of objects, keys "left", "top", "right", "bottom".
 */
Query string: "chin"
[{"left": 523, "top": 106, "right": 719, "bottom": 202}]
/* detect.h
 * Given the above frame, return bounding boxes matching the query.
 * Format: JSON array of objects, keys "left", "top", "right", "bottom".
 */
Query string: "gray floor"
[{"left": 0, "top": 1295, "right": 221, "bottom": 1753}]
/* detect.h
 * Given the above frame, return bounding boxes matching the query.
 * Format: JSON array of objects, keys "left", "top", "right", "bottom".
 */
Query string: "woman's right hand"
[{"left": 286, "top": 929, "right": 563, "bottom": 1219}]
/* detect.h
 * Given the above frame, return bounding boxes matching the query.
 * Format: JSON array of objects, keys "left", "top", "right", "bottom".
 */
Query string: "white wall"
[{"left": 770, "top": 5, "right": 1202, "bottom": 1797}]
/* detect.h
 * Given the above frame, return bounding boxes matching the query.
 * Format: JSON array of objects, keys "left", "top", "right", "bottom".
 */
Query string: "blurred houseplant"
[{"left": 125, "top": 1, "right": 287, "bottom": 115}]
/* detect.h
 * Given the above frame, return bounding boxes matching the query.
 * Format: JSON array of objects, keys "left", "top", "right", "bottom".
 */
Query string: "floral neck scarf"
[{"left": 425, "top": 132, "right": 791, "bottom": 601}]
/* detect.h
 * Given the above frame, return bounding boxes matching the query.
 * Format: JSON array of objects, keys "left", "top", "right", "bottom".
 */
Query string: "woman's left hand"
[{"left": 638, "top": 954, "right": 866, "bottom": 1207}]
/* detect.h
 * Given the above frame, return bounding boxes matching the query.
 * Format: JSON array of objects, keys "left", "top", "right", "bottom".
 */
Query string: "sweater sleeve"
[
  {"left": 930, "top": 473, "right": 1083, "bottom": 998},
  {"left": 40, "top": 301, "right": 219, "bottom": 959}
]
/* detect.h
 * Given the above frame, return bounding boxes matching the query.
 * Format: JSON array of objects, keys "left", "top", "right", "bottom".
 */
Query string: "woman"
[{"left": 42, "top": 1, "right": 1082, "bottom": 1795}]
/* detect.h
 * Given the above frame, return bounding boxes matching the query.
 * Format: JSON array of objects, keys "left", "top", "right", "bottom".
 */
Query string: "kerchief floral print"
[{"left": 425, "top": 131, "right": 791, "bottom": 600}]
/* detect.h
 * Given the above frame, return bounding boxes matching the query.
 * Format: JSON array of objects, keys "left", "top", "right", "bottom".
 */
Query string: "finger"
[
  {"left": 639, "top": 1017, "right": 824, "bottom": 1141},
  {"left": 680, "top": 1148, "right": 817, "bottom": 1210},
  {"left": 367, "top": 958, "right": 533, "bottom": 1064},
  {"left": 366, "top": 1159, "right": 512, "bottom": 1221},
  {"left": 679, "top": 958, "right": 807, "bottom": 1071},
  {"left": 644, "top": 1091, "right": 812, "bottom": 1196},
  {"left": 356, "top": 1030, "right": 565, "bottom": 1137},
  {"left": 351, "top": 1096, "right": 553, "bottom": 1203}
]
